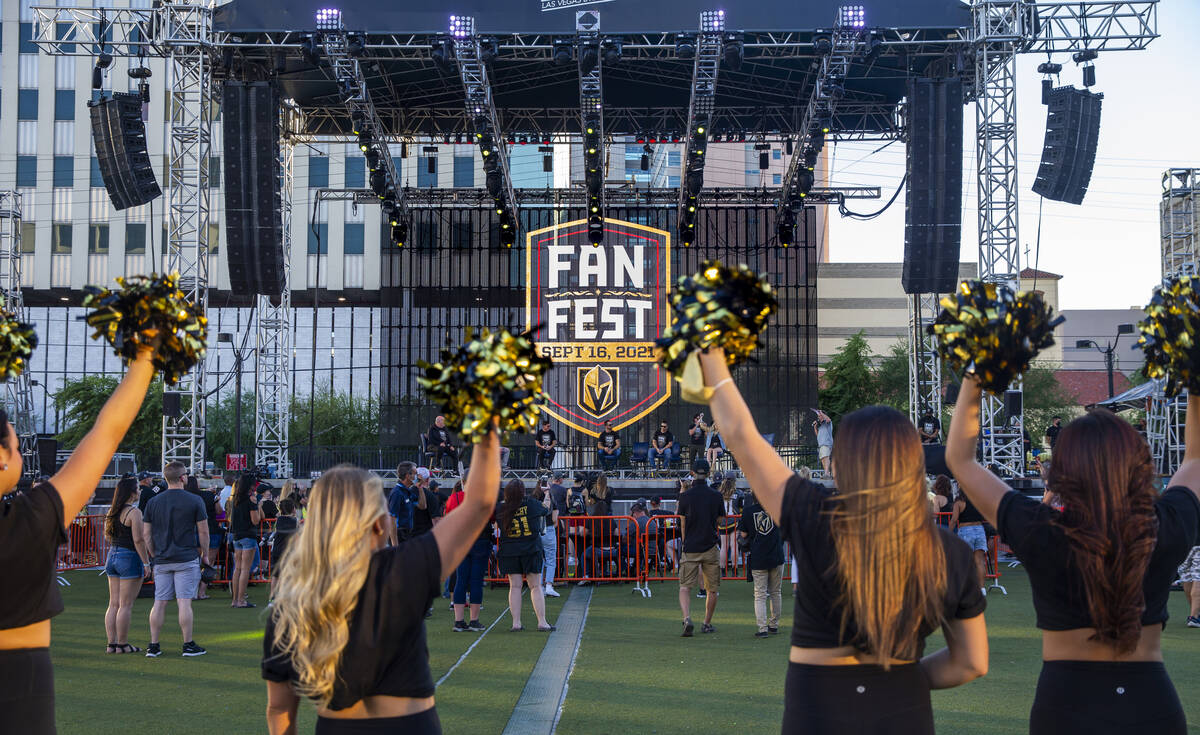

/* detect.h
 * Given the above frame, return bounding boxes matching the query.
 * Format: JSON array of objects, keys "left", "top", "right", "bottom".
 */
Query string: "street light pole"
[{"left": 1075, "top": 324, "right": 1135, "bottom": 400}]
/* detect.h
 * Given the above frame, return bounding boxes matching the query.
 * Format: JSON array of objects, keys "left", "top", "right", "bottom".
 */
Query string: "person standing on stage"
[
  {"left": 698, "top": 348, "right": 988, "bottom": 733},
  {"left": 813, "top": 409, "right": 834, "bottom": 474},
  {"left": 677, "top": 459, "right": 723, "bottom": 636},
  {"left": 739, "top": 486, "right": 785, "bottom": 638},
  {"left": 948, "top": 376, "right": 1197, "bottom": 734},
  {"left": 597, "top": 420, "right": 621, "bottom": 471},
  {"left": 688, "top": 412, "right": 709, "bottom": 465},
  {"left": 534, "top": 420, "right": 558, "bottom": 472},
  {"left": 427, "top": 416, "right": 459, "bottom": 472},
  {"left": 648, "top": 419, "right": 675, "bottom": 472},
  {"left": 1044, "top": 415, "right": 1063, "bottom": 451}
]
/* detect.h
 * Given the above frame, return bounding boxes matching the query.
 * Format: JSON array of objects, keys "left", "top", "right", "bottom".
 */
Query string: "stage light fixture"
[
  {"left": 636, "top": 134, "right": 646, "bottom": 144},
  {"left": 553, "top": 39, "right": 574, "bottom": 66},
  {"left": 602, "top": 40, "right": 622, "bottom": 66},
  {"left": 449, "top": 15, "right": 473, "bottom": 39},
  {"left": 370, "top": 169, "right": 387, "bottom": 195},
  {"left": 676, "top": 34, "right": 696, "bottom": 60},
  {"left": 686, "top": 170, "right": 703, "bottom": 196},
  {"left": 796, "top": 168, "right": 815, "bottom": 195},
  {"left": 777, "top": 217, "right": 794, "bottom": 247},
  {"left": 864, "top": 33, "right": 883, "bottom": 62},
  {"left": 347, "top": 34, "right": 365, "bottom": 57},
  {"left": 786, "top": 138, "right": 794, "bottom": 155},
  {"left": 400, "top": 142, "right": 408, "bottom": 158},
  {"left": 430, "top": 38, "right": 453, "bottom": 72},
  {"left": 838, "top": 5, "right": 866, "bottom": 29},
  {"left": 486, "top": 169, "right": 502, "bottom": 196},
  {"left": 391, "top": 222, "right": 407, "bottom": 247},
  {"left": 315, "top": 7, "right": 342, "bottom": 31},
  {"left": 302, "top": 35, "right": 323, "bottom": 67},
  {"left": 814, "top": 36, "right": 833, "bottom": 55},
  {"left": 723, "top": 35, "right": 743, "bottom": 70},
  {"left": 480, "top": 38, "right": 498, "bottom": 65},
  {"left": 580, "top": 42, "right": 599, "bottom": 75},
  {"left": 641, "top": 153, "right": 650, "bottom": 171},
  {"left": 365, "top": 148, "right": 380, "bottom": 170},
  {"left": 351, "top": 112, "right": 366, "bottom": 136},
  {"left": 700, "top": 10, "right": 725, "bottom": 32}
]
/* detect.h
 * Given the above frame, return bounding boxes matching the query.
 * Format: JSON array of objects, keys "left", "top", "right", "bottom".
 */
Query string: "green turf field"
[{"left": 47, "top": 567, "right": 1200, "bottom": 734}]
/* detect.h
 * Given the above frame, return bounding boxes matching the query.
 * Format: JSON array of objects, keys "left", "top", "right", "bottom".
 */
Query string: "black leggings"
[
  {"left": 0, "top": 647, "right": 55, "bottom": 735},
  {"left": 782, "top": 662, "right": 933, "bottom": 735},
  {"left": 1030, "top": 660, "right": 1186, "bottom": 735},
  {"left": 316, "top": 707, "right": 441, "bottom": 735}
]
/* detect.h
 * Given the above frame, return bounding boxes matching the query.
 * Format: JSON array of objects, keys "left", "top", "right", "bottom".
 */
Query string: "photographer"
[{"left": 738, "top": 486, "right": 784, "bottom": 638}]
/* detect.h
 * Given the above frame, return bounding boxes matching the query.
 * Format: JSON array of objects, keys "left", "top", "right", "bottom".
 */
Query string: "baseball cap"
[
  {"left": 631, "top": 502, "right": 647, "bottom": 513},
  {"left": 651, "top": 496, "right": 662, "bottom": 505},
  {"left": 137, "top": 471, "right": 155, "bottom": 480},
  {"left": 552, "top": 471, "right": 565, "bottom": 480},
  {"left": 416, "top": 467, "right": 431, "bottom": 481},
  {"left": 692, "top": 458, "right": 711, "bottom": 474}
]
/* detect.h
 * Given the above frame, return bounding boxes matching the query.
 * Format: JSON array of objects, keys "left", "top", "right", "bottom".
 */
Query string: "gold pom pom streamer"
[
  {"left": 1136, "top": 275, "right": 1200, "bottom": 397},
  {"left": 417, "top": 328, "right": 554, "bottom": 443},
  {"left": 927, "top": 279, "right": 1064, "bottom": 395},
  {"left": 655, "top": 260, "right": 778, "bottom": 377},
  {"left": 0, "top": 295, "right": 38, "bottom": 382},
  {"left": 82, "top": 272, "right": 208, "bottom": 387}
]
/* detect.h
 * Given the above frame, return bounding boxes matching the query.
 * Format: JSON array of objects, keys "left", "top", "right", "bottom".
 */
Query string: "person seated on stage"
[
  {"left": 427, "top": 416, "right": 459, "bottom": 472},
  {"left": 647, "top": 419, "right": 675, "bottom": 471},
  {"left": 534, "top": 420, "right": 558, "bottom": 472},
  {"left": 596, "top": 420, "right": 621, "bottom": 471},
  {"left": 917, "top": 413, "right": 941, "bottom": 445}
]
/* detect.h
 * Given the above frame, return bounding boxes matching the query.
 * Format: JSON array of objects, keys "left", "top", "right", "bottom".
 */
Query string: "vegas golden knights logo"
[
  {"left": 526, "top": 217, "right": 671, "bottom": 437},
  {"left": 578, "top": 366, "right": 618, "bottom": 418}
]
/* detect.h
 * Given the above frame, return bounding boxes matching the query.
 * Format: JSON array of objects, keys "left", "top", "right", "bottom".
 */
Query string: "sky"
[{"left": 824, "top": 0, "right": 1200, "bottom": 310}]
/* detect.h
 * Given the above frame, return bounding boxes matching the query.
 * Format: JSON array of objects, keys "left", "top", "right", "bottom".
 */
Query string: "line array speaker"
[
  {"left": 903, "top": 77, "right": 964, "bottom": 296},
  {"left": 89, "top": 93, "right": 161, "bottom": 211},
  {"left": 223, "top": 80, "right": 284, "bottom": 296},
  {"left": 1031, "top": 86, "right": 1102, "bottom": 205}
]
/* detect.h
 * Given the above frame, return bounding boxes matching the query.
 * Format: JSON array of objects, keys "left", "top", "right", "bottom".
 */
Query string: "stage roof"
[{"left": 213, "top": 0, "right": 973, "bottom": 138}]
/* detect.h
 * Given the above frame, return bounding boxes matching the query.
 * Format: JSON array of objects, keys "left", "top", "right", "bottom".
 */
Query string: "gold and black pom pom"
[
  {"left": 1137, "top": 275, "right": 1200, "bottom": 397},
  {"left": 928, "top": 279, "right": 1064, "bottom": 395},
  {"left": 655, "top": 260, "right": 778, "bottom": 376},
  {"left": 417, "top": 328, "right": 554, "bottom": 443},
  {"left": 0, "top": 295, "right": 37, "bottom": 382},
  {"left": 82, "top": 272, "right": 208, "bottom": 386}
]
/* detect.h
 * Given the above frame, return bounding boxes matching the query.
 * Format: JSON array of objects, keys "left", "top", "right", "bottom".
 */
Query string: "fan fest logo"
[{"left": 525, "top": 218, "right": 671, "bottom": 437}]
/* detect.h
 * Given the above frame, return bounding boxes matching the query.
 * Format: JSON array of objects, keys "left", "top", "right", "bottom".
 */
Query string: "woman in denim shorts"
[{"left": 104, "top": 477, "right": 150, "bottom": 653}]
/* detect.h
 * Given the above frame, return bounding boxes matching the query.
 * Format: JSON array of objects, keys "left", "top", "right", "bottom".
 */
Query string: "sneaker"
[
  {"left": 453, "top": 620, "right": 470, "bottom": 633},
  {"left": 754, "top": 631, "right": 769, "bottom": 639},
  {"left": 696, "top": 590, "right": 707, "bottom": 598},
  {"left": 1187, "top": 616, "right": 1200, "bottom": 628},
  {"left": 468, "top": 620, "right": 486, "bottom": 632},
  {"left": 425, "top": 607, "right": 434, "bottom": 619},
  {"left": 577, "top": 578, "right": 591, "bottom": 586},
  {"left": 544, "top": 585, "right": 561, "bottom": 598},
  {"left": 145, "top": 643, "right": 163, "bottom": 658},
  {"left": 181, "top": 641, "right": 207, "bottom": 657},
  {"left": 768, "top": 626, "right": 779, "bottom": 634},
  {"left": 981, "top": 587, "right": 988, "bottom": 596},
  {"left": 701, "top": 623, "right": 716, "bottom": 634},
  {"left": 681, "top": 618, "right": 694, "bottom": 637}
]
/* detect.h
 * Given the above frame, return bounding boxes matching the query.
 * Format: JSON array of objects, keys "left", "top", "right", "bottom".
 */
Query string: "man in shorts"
[
  {"left": 1180, "top": 546, "right": 1200, "bottom": 627},
  {"left": 142, "top": 461, "right": 209, "bottom": 658},
  {"left": 676, "top": 459, "right": 724, "bottom": 636},
  {"left": 813, "top": 409, "right": 834, "bottom": 474}
]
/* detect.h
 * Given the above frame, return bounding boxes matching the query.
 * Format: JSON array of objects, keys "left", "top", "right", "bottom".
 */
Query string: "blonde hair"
[
  {"left": 828, "top": 406, "right": 947, "bottom": 663},
  {"left": 279, "top": 478, "right": 296, "bottom": 503},
  {"left": 718, "top": 476, "right": 737, "bottom": 501},
  {"left": 269, "top": 465, "right": 386, "bottom": 706}
]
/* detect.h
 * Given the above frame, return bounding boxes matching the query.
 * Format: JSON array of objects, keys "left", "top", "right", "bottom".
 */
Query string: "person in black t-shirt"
[
  {"left": 917, "top": 413, "right": 941, "bottom": 444},
  {"left": 596, "top": 420, "right": 621, "bottom": 471},
  {"left": 496, "top": 480, "right": 554, "bottom": 631},
  {"left": 184, "top": 476, "right": 220, "bottom": 601},
  {"left": 738, "top": 488, "right": 785, "bottom": 637},
  {"left": 136, "top": 471, "right": 159, "bottom": 514},
  {"left": 676, "top": 460, "right": 724, "bottom": 636},
  {"left": 264, "top": 431, "right": 503, "bottom": 733},
  {"left": 410, "top": 469, "right": 442, "bottom": 538},
  {"left": 534, "top": 420, "right": 558, "bottom": 471},
  {"left": 268, "top": 498, "right": 299, "bottom": 599},
  {"left": 648, "top": 419, "right": 675, "bottom": 471},
  {"left": 948, "top": 376, "right": 1199, "bottom": 735},
  {"left": 695, "top": 347, "right": 989, "bottom": 733},
  {"left": 228, "top": 474, "right": 264, "bottom": 609},
  {"left": 1044, "top": 416, "right": 1062, "bottom": 450},
  {"left": 687, "top": 412, "right": 709, "bottom": 462},
  {"left": 427, "top": 415, "right": 459, "bottom": 471}
]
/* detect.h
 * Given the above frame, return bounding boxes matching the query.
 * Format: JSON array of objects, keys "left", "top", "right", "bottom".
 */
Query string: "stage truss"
[{"left": 0, "top": 192, "right": 40, "bottom": 479}]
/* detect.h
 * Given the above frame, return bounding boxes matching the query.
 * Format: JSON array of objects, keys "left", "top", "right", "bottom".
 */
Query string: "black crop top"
[
  {"left": 0, "top": 483, "right": 67, "bottom": 630},
  {"left": 957, "top": 492, "right": 985, "bottom": 524},
  {"left": 780, "top": 476, "right": 986, "bottom": 656},
  {"left": 112, "top": 506, "right": 137, "bottom": 550},
  {"left": 997, "top": 487, "right": 1200, "bottom": 631},
  {"left": 262, "top": 532, "right": 442, "bottom": 710}
]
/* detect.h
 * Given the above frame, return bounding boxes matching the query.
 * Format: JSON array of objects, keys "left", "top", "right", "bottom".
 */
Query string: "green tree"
[
  {"left": 54, "top": 376, "right": 164, "bottom": 470},
  {"left": 289, "top": 387, "right": 380, "bottom": 448},
  {"left": 1021, "top": 364, "right": 1073, "bottom": 446},
  {"left": 205, "top": 389, "right": 256, "bottom": 464},
  {"left": 818, "top": 331, "right": 879, "bottom": 423},
  {"left": 875, "top": 341, "right": 911, "bottom": 413}
]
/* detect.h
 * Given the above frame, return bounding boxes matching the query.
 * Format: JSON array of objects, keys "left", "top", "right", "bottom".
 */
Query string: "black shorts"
[
  {"left": 782, "top": 662, "right": 933, "bottom": 735},
  {"left": 316, "top": 707, "right": 441, "bottom": 735},
  {"left": 0, "top": 647, "right": 55, "bottom": 735},
  {"left": 499, "top": 550, "right": 544, "bottom": 576},
  {"left": 1030, "top": 660, "right": 1186, "bottom": 734}
]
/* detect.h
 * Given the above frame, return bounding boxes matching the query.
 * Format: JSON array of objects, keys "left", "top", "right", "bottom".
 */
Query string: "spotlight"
[
  {"left": 777, "top": 217, "right": 794, "bottom": 247},
  {"left": 365, "top": 148, "right": 380, "bottom": 170},
  {"left": 96, "top": 51, "right": 113, "bottom": 69},
  {"left": 553, "top": 38, "right": 573, "bottom": 66},
  {"left": 580, "top": 42, "right": 599, "bottom": 75},
  {"left": 486, "top": 169, "right": 502, "bottom": 196},
  {"left": 722, "top": 36, "right": 743, "bottom": 70},
  {"left": 641, "top": 153, "right": 649, "bottom": 171},
  {"left": 370, "top": 169, "right": 388, "bottom": 196},
  {"left": 302, "top": 34, "right": 323, "bottom": 67},
  {"left": 838, "top": 5, "right": 866, "bottom": 29},
  {"left": 602, "top": 40, "right": 622, "bottom": 66},
  {"left": 686, "top": 170, "right": 703, "bottom": 196},
  {"left": 588, "top": 219, "right": 603, "bottom": 246},
  {"left": 351, "top": 111, "right": 366, "bottom": 136},
  {"left": 700, "top": 9, "right": 725, "bottom": 32},
  {"left": 795, "top": 168, "right": 814, "bottom": 195},
  {"left": 480, "top": 38, "right": 498, "bottom": 65},
  {"left": 92, "top": 65, "right": 103, "bottom": 90},
  {"left": 814, "top": 36, "right": 832, "bottom": 55},
  {"left": 315, "top": 7, "right": 342, "bottom": 31},
  {"left": 391, "top": 222, "right": 408, "bottom": 247},
  {"left": 676, "top": 34, "right": 696, "bottom": 59},
  {"left": 347, "top": 34, "right": 365, "bottom": 57},
  {"left": 449, "top": 15, "right": 473, "bottom": 39},
  {"left": 431, "top": 38, "right": 454, "bottom": 72}
]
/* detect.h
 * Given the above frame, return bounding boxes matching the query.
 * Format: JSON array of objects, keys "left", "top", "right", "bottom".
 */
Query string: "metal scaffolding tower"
[
  {"left": 0, "top": 192, "right": 39, "bottom": 478},
  {"left": 908, "top": 293, "right": 943, "bottom": 427},
  {"left": 676, "top": 10, "right": 724, "bottom": 245}
]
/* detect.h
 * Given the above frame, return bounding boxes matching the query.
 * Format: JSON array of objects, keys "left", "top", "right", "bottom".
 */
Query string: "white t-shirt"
[{"left": 217, "top": 484, "right": 233, "bottom": 509}]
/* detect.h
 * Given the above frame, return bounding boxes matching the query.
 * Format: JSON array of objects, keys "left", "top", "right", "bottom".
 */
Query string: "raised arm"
[
  {"left": 1168, "top": 392, "right": 1200, "bottom": 499},
  {"left": 698, "top": 348, "right": 793, "bottom": 522},
  {"left": 54, "top": 350, "right": 156, "bottom": 523},
  {"left": 944, "top": 375, "right": 1010, "bottom": 527},
  {"left": 433, "top": 426, "right": 501, "bottom": 579}
]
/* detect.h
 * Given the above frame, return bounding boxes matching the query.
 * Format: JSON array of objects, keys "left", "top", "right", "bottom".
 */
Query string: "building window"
[
  {"left": 19, "top": 223, "right": 35, "bottom": 254},
  {"left": 125, "top": 223, "right": 146, "bottom": 254},
  {"left": 667, "top": 151, "right": 681, "bottom": 167},
  {"left": 55, "top": 23, "right": 76, "bottom": 54},
  {"left": 344, "top": 223, "right": 365, "bottom": 254},
  {"left": 205, "top": 224, "right": 220, "bottom": 253},
  {"left": 54, "top": 89, "right": 73, "bottom": 120},
  {"left": 667, "top": 175, "right": 680, "bottom": 188},
  {"left": 208, "top": 156, "right": 221, "bottom": 188},
  {"left": 52, "top": 224, "right": 72, "bottom": 253},
  {"left": 414, "top": 220, "right": 439, "bottom": 249},
  {"left": 16, "top": 156, "right": 37, "bottom": 187},
  {"left": 90, "top": 156, "right": 104, "bottom": 187},
  {"left": 773, "top": 149, "right": 782, "bottom": 160},
  {"left": 308, "top": 156, "right": 329, "bottom": 188},
  {"left": 451, "top": 219, "right": 471, "bottom": 248},
  {"left": 307, "top": 223, "right": 329, "bottom": 254},
  {"left": 88, "top": 223, "right": 109, "bottom": 254},
  {"left": 453, "top": 156, "right": 473, "bottom": 187},
  {"left": 17, "top": 89, "right": 37, "bottom": 120},
  {"left": 345, "top": 157, "right": 365, "bottom": 188},
  {"left": 418, "top": 157, "right": 437, "bottom": 187},
  {"left": 53, "top": 156, "right": 73, "bottom": 187},
  {"left": 19, "top": 23, "right": 36, "bottom": 54},
  {"left": 772, "top": 173, "right": 782, "bottom": 185}
]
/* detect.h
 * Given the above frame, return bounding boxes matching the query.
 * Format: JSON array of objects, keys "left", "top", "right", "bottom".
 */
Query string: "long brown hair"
[
  {"left": 1047, "top": 410, "right": 1157, "bottom": 653},
  {"left": 105, "top": 477, "right": 140, "bottom": 542},
  {"left": 497, "top": 479, "right": 527, "bottom": 535},
  {"left": 828, "top": 406, "right": 947, "bottom": 662}
]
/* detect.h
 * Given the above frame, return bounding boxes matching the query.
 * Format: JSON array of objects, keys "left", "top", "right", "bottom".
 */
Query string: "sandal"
[
  {"left": 105, "top": 643, "right": 118, "bottom": 654},
  {"left": 537, "top": 625, "right": 556, "bottom": 633},
  {"left": 195, "top": 594, "right": 210, "bottom": 600},
  {"left": 114, "top": 643, "right": 142, "bottom": 654},
  {"left": 510, "top": 625, "right": 525, "bottom": 632},
  {"left": 236, "top": 602, "right": 257, "bottom": 608}
]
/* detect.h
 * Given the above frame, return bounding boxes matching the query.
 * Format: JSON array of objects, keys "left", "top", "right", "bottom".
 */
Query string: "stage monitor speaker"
[
  {"left": 943, "top": 381, "right": 961, "bottom": 406},
  {"left": 1031, "top": 86, "right": 1102, "bottom": 205},
  {"left": 163, "top": 391, "right": 182, "bottom": 418},
  {"left": 223, "top": 81, "right": 284, "bottom": 296},
  {"left": 1003, "top": 389, "right": 1023, "bottom": 422},
  {"left": 36, "top": 437, "right": 59, "bottom": 476},
  {"left": 903, "top": 77, "right": 963, "bottom": 295},
  {"left": 89, "top": 93, "right": 162, "bottom": 211},
  {"left": 923, "top": 443, "right": 950, "bottom": 479}
]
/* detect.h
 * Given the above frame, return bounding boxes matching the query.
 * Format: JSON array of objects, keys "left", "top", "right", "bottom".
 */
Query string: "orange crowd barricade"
[
  {"left": 206, "top": 518, "right": 277, "bottom": 585},
  {"left": 485, "top": 515, "right": 642, "bottom": 585},
  {"left": 58, "top": 514, "right": 108, "bottom": 571}
]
